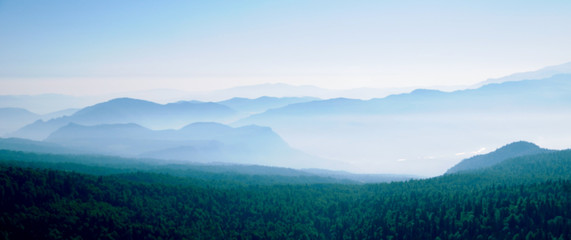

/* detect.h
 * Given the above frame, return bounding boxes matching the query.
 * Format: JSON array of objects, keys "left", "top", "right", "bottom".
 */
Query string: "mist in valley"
[
  {"left": 2, "top": 1, "right": 571, "bottom": 238},
  {"left": 1, "top": 73, "right": 571, "bottom": 176}
]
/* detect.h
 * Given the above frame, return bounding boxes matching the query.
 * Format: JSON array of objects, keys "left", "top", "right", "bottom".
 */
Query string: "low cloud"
[{"left": 472, "top": 147, "right": 486, "bottom": 154}]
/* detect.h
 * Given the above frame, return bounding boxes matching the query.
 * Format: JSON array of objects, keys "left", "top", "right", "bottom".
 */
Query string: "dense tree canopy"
[{"left": 1, "top": 150, "right": 571, "bottom": 239}]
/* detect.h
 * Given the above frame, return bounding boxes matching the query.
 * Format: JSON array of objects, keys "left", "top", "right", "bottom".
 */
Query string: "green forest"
[{"left": 1, "top": 149, "right": 571, "bottom": 239}]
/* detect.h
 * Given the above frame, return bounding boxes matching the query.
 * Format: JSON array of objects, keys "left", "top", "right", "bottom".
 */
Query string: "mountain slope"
[
  {"left": 0, "top": 107, "right": 81, "bottom": 137},
  {"left": 0, "top": 138, "right": 82, "bottom": 155},
  {"left": 483, "top": 149, "right": 571, "bottom": 181},
  {"left": 0, "top": 149, "right": 354, "bottom": 184},
  {"left": 67, "top": 98, "right": 237, "bottom": 128},
  {"left": 446, "top": 141, "right": 552, "bottom": 174},
  {"left": 477, "top": 61, "right": 571, "bottom": 87},
  {"left": 40, "top": 108, "right": 79, "bottom": 121},
  {"left": 43, "top": 122, "right": 334, "bottom": 169},
  {"left": 0, "top": 108, "right": 40, "bottom": 136},
  {"left": 432, "top": 148, "right": 571, "bottom": 189}
]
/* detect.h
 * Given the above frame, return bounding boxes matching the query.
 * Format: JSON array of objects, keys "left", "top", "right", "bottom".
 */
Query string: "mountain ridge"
[
  {"left": 237, "top": 74, "right": 571, "bottom": 121},
  {"left": 476, "top": 61, "right": 571, "bottom": 87}
]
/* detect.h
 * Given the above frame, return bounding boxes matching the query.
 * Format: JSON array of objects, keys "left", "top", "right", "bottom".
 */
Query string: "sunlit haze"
[
  {"left": 1, "top": 1, "right": 571, "bottom": 177},
  {"left": 3, "top": 1, "right": 571, "bottom": 236},
  {"left": 1, "top": 1, "right": 571, "bottom": 95}
]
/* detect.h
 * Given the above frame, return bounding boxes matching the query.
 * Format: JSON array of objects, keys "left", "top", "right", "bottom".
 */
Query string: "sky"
[{"left": 1, "top": 0, "right": 571, "bottom": 95}]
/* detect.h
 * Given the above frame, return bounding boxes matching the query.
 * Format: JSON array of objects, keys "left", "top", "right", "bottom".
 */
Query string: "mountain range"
[
  {"left": 0, "top": 84, "right": 405, "bottom": 115},
  {"left": 7, "top": 98, "right": 236, "bottom": 140},
  {"left": 3, "top": 96, "right": 319, "bottom": 140},
  {"left": 232, "top": 74, "right": 571, "bottom": 175},
  {"left": 5, "top": 61, "right": 571, "bottom": 114},
  {"left": 236, "top": 74, "right": 571, "bottom": 120},
  {"left": 1, "top": 63, "right": 571, "bottom": 175}
]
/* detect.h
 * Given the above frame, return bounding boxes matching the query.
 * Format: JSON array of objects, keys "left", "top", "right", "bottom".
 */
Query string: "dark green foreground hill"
[{"left": 1, "top": 148, "right": 571, "bottom": 239}]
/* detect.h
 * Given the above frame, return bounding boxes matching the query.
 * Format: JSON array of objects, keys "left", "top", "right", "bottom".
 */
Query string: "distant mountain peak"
[
  {"left": 410, "top": 89, "right": 443, "bottom": 95},
  {"left": 446, "top": 141, "right": 550, "bottom": 174},
  {"left": 73, "top": 97, "right": 158, "bottom": 115},
  {"left": 102, "top": 97, "right": 155, "bottom": 105}
]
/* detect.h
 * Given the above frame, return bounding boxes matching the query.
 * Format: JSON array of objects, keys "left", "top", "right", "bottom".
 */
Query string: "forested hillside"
[
  {"left": 0, "top": 150, "right": 355, "bottom": 186},
  {"left": 1, "top": 149, "right": 570, "bottom": 239},
  {"left": 446, "top": 141, "right": 551, "bottom": 174}
]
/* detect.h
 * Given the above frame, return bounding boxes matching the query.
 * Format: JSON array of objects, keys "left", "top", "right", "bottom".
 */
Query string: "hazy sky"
[{"left": 1, "top": 0, "right": 570, "bottom": 95}]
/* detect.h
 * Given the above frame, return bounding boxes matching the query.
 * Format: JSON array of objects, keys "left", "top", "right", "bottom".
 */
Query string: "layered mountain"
[
  {"left": 445, "top": 141, "right": 552, "bottom": 174},
  {"left": 238, "top": 74, "right": 571, "bottom": 120},
  {"left": 232, "top": 74, "right": 571, "bottom": 175},
  {"left": 9, "top": 98, "right": 237, "bottom": 140},
  {"left": 42, "top": 122, "right": 333, "bottom": 169},
  {"left": 4, "top": 74, "right": 571, "bottom": 175}
]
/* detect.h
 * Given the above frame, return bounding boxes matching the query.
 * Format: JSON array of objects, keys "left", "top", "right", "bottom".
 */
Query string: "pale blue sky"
[{"left": 1, "top": 0, "right": 570, "bottom": 95}]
